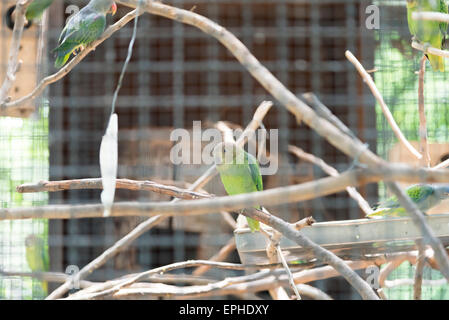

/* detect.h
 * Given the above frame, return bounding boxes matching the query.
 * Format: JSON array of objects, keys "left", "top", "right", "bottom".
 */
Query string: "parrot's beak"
[{"left": 110, "top": 2, "right": 117, "bottom": 16}]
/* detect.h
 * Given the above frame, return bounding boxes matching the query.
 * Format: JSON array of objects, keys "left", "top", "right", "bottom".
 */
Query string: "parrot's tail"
[
  {"left": 366, "top": 208, "right": 387, "bottom": 218},
  {"left": 54, "top": 53, "right": 71, "bottom": 69},
  {"left": 246, "top": 217, "right": 260, "bottom": 232},
  {"left": 427, "top": 53, "right": 445, "bottom": 72},
  {"left": 42, "top": 281, "right": 48, "bottom": 294}
]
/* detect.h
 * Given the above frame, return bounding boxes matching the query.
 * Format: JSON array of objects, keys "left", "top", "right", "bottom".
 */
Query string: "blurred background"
[{"left": 0, "top": 0, "right": 448, "bottom": 299}]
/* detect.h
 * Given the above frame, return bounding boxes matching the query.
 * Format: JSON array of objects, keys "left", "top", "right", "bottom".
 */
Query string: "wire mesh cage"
[{"left": 0, "top": 0, "right": 448, "bottom": 300}]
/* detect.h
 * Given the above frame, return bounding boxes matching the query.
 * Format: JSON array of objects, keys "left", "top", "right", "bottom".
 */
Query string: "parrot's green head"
[
  {"left": 213, "top": 142, "right": 246, "bottom": 167},
  {"left": 90, "top": 0, "right": 117, "bottom": 15},
  {"left": 25, "top": 235, "right": 42, "bottom": 248}
]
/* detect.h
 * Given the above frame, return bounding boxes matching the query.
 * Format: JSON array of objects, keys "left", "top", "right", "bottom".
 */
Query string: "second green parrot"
[
  {"left": 26, "top": 0, "right": 55, "bottom": 21},
  {"left": 367, "top": 184, "right": 449, "bottom": 217},
  {"left": 53, "top": 0, "right": 117, "bottom": 68},
  {"left": 407, "top": 0, "right": 448, "bottom": 72},
  {"left": 213, "top": 142, "right": 263, "bottom": 232},
  {"left": 25, "top": 234, "right": 50, "bottom": 293}
]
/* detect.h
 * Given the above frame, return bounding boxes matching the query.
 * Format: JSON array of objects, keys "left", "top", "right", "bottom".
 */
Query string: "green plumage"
[
  {"left": 53, "top": 0, "right": 115, "bottom": 68},
  {"left": 213, "top": 142, "right": 263, "bottom": 232},
  {"left": 25, "top": 0, "right": 54, "bottom": 21},
  {"left": 407, "top": 0, "right": 448, "bottom": 72},
  {"left": 25, "top": 235, "right": 49, "bottom": 293},
  {"left": 367, "top": 184, "right": 449, "bottom": 217}
]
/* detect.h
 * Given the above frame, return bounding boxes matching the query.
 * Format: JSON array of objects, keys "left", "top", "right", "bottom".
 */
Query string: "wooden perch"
[
  {"left": 412, "top": 11, "right": 449, "bottom": 23},
  {"left": 16, "top": 178, "right": 212, "bottom": 200},
  {"left": 412, "top": 41, "right": 449, "bottom": 59}
]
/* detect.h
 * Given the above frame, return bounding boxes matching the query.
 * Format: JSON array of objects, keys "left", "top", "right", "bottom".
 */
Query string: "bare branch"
[
  {"left": 192, "top": 238, "right": 236, "bottom": 276},
  {"left": 412, "top": 11, "right": 449, "bottom": 23},
  {"left": 7, "top": 166, "right": 449, "bottom": 221},
  {"left": 413, "top": 243, "right": 426, "bottom": 300},
  {"left": 418, "top": 56, "right": 431, "bottom": 167},
  {"left": 412, "top": 41, "right": 449, "bottom": 59},
  {"left": 16, "top": 178, "right": 211, "bottom": 200},
  {"left": 345, "top": 50, "right": 422, "bottom": 160},
  {"left": 289, "top": 145, "right": 373, "bottom": 216}
]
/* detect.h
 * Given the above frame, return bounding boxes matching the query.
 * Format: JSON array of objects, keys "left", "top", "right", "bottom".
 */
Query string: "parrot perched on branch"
[
  {"left": 25, "top": 235, "right": 49, "bottom": 293},
  {"left": 26, "top": 0, "right": 55, "bottom": 21},
  {"left": 53, "top": 0, "right": 117, "bottom": 68},
  {"left": 367, "top": 184, "right": 449, "bottom": 218},
  {"left": 406, "top": 0, "right": 448, "bottom": 72},
  {"left": 213, "top": 142, "right": 263, "bottom": 232}
]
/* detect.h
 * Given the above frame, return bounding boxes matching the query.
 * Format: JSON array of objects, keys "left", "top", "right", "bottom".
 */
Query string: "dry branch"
[
  {"left": 413, "top": 243, "right": 426, "bottom": 300},
  {"left": 17, "top": 178, "right": 211, "bottom": 200},
  {"left": 345, "top": 50, "right": 422, "bottom": 160},
  {"left": 289, "top": 145, "right": 373, "bottom": 216},
  {"left": 412, "top": 11, "right": 449, "bottom": 23},
  {"left": 7, "top": 166, "right": 449, "bottom": 221},
  {"left": 418, "top": 56, "right": 431, "bottom": 167},
  {"left": 192, "top": 238, "right": 236, "bottom": 276},
  {"left": 71, "top": 252, "right": 418, "bottom": 300},
  {"left": 412, "top": 41, "right": 449, "bottom": 58}
]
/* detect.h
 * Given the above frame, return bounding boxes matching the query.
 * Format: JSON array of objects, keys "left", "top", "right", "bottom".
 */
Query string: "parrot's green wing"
[
  {"left": 54, "top": 10, "right": 106, "bottom": 68},
  {"left": 439, "top": 0, "right": 448, "bottom": 36},
  {"left": 245, "top": 152, "right": 262, "bottom": 232},
  {"left": 246, "top": 152, "right": 263, "bottom": 192}
]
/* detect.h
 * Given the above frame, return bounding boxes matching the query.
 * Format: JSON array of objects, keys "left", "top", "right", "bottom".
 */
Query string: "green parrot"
[
  {"left": 25, "top": 234, "right": 49, "bottom": 293},
  {"left": 26, "top": 0, "right": 54, "bottom": 21},
  {"left": 367, "top": 184, "right": 449, "bottom": 217},
  {"left": 213, "top": 142, "right": 263, "bottom": 232},
  {"left": 53, "top": 0, "right": 117, "bottom": 68},
  {"left": 406, "top": 0, "right": 448, "bottom": 72}
]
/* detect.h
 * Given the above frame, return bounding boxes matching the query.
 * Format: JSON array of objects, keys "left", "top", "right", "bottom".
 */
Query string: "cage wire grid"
[{"left": 0, "top": 0, "right": 447, "bottom": 299}]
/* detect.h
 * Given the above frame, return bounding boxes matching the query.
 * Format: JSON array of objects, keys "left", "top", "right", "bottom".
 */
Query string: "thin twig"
[
  {"left": 414, "top": 242, "right": 426, "bottom": 300},
  {"left": 289, "top": 145, "right": 373, "bottom": 216},
  {"left": 345, "top": 50, "right": 422, "bottom": 160},
  {"left": 433, "top": 158, "right": 449, "bottom": 169},
  {"left": 192, "top": 238, "right": 236, "bottom": 276},
  {"left": 275, "top": 243, "right": 301, "bottom": 300},
  {"left": 418, "top": 56, "right": 431, "bottom": 167}
]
